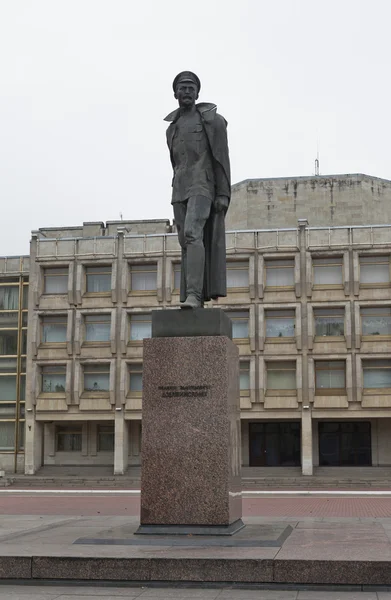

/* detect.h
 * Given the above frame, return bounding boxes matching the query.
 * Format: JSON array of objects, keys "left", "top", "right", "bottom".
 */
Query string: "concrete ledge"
[
  {"left": 4, "top": 556, "right": 391, "bottom": 585},
  {"left": 151, "top": 309, "right": 232, "bottom": 339}
]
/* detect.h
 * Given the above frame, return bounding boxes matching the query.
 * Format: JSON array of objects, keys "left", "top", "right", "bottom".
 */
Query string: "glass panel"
[
  {"left": 20, "top": 358, "right": 26, "bottom": 373},
  {"left": 239, "top": 371, "right": 249, "bottom": 390},
  {"left": 0, "top": 331, "right": 18, "bottom": 355},
  {"left": 227, "top": 262, "right": 249, "bottom": 288},
  {"left": 57, "top": 431, "right": 82, "bottom": 452},
  {"left": 22, "top": 330, "right": 27, "bottom": 354},
  {"left": 22, "top": 312, "right": 28, "bottom": 327},
  {"left": 0, "top": 286, "right": 19, "bottom": 310},
  {"left": 265, "top": 262, "right": 294, "bottom": 287},
  {"left": 85, "top": 315, "right": 111, "bottom": 342},
  {"left": 267, "top": 363, "right": 296, "bottom": 390},
  {"left": 0, "top": 376, "right": 16, "bottom": 400},
  {"left": 44, "top": 268, "right": 68, "bottom": 294},
  {"left": 42, "top": 367, "right": 66, "bottom": 393},
  {"left": 42, "top": 316, "right": 67, "bottom": 343},
  {"left": 22, "top": 285, "right": 28, "bottom": 309},
  {"left": 130, "top": 265, "right": 157, "bottom": 291},
  {"left": 130, "top": 369, "right": 143, "bottom": 392},
  {"left": 0, "top": 358, "right": 17, "bottom": 373},
  {"left": 86, "top": 266, "right": 111, "bottom": 293},
  {"left": 84, "top": 366, "right": 110, "bottom": 392},
  {"left": 0, "top": 312, "right": 19, "bottom": 328},
  {"left": 20, "top": 375, "right": 25, "bottom": 400},
  {"left": 18, "top": 421, "right": 25, "bottom": 450},
  {"left": 174, "top": 264, "right": 181, "bottom": 290},
  {"left": 130, "top": 315, "right": 152, "bottom": 341},
  {"left": 0, "top": 422, "right": 15, "bottom": 451},
  {"left": 313, "top": 260, "right": 343, "bottom": 285},
  {"left": 98, "top": 426, "right": 114, "bottom": 451},
  {"left": 363, "top": 366, "right": 391, "bottom": 388},
  {"left": 361, "top": 308, "right": 391, "bottom": 336},
  {"left": 316, "top": 362, "right": 346, "bottom": 389},
  {"left": 315, "top": 310, "right": 345, "bottom": 336},
  {"left": 266, "top": 311, "right": 295, "bottom": 338},
  {"left": 230, "top": 311, "right": 249, "bottom": 339},
  {"left": 0, "top": 403, "right": 16, "bottom": 417},
  {"left": 360, "top": 259, "right": 390, "bottom": 284}
]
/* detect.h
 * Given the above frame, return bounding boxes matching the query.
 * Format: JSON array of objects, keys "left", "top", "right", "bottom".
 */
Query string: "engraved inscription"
[{"left": 158, "top": 385, "right": 211, "bottom": 398}]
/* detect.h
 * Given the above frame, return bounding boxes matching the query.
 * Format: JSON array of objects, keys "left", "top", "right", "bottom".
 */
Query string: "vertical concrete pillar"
[
  {"left": 24, "top": 414, "right": 43, "bottom": 475},
  {"left": 114, "top": 412, "right": 129, "bottom": 474},
  {"left": 301, "top": 408, "right": 313, "bottom": 476}
]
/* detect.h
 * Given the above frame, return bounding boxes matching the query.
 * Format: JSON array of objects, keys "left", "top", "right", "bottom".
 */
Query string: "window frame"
[
  {"left": 360, "top": 306, "right": 391, "bottom": 340},
  {"left": 362, "top": 358, "right": 391, "bottom": 395},
  {"left": 265, "top": 360, "right": 297, "bottom": 396},
  {"left": 128, "top": 313, "right": 152, "bottom": 345},
  {"left": 359, "top": 254, "right": 391, "bottom": 288},
  {"left": 312, "top": 256, "right": 344, "bottom": 289},
  {"left": 264, "top": 258, "right": 295, "bottom": 290},
  {"left": 313, "top": 306, "right": 345, "bottom": 340},
  {"left": 315, "top": 359, "right": 347, "bottom": 396},
  {"left": 127, "top": 363, "right": 143, "bottom": 398},
  {"left": 97, "top": 424, "right": 115, "bottom": 452},
  {"left": 83, "top": 313, "right": 111, "bottom": 345},
  {"left": 43, "top": 267, "right": 69, "bottom": 295},
  {"left": 226, "top": 260, "right": 249, "bottom": 291},
  {"left": 228, "top": 310, "right": 249, "bottom": 343},
  {"left": 40, "top": 364, "right": 67, "bottom": 397},
  {"left": 265, "top": 308, "right": 296, "bottom": 342},
  {"left": 40, "top": 314, "right": 68, "bottom": 346},
  {"left": 56, "top": 425, "right": 82, "bottom": 452},
  {"left": 129, "top": 263, "right": 158, "bottom": 295},
  {"left": 82, "top": 363, "right": 111, "bottom": 397},
  {"left": 84, "top": 265, "right": 112, "bottom": 296}
]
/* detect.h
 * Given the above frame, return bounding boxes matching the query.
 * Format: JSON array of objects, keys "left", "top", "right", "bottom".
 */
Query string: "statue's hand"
[{"left": 214, "top": 195, "right": 229, "bottom": 213}]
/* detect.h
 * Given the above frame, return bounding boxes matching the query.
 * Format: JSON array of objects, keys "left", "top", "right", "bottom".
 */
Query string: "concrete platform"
[{"left": 3, "top": 515, "right": 391, "bottom": 585}]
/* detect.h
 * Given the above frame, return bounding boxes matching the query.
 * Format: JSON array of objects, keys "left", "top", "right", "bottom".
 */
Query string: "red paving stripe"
[{"left": 2, "top": 495, "right": 391, "bottom": 517}]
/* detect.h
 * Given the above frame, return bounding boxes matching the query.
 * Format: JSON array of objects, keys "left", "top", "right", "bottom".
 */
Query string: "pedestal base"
[{"left": 135, "top": 519, "right": 245, "bottom": 536}]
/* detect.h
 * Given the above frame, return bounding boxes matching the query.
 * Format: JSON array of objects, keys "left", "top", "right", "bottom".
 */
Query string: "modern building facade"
[{"left": 1, "top": 173, "right": 391, "bottom": 475}]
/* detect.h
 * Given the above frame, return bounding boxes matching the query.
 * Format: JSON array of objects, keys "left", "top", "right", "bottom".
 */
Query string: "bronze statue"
[{"left": 165, "top": 71, "right": 231, "bottom": 309}]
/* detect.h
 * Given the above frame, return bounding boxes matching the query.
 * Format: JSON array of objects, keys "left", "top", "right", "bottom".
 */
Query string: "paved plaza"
[{"left": 1, "top": 585, "right": 391, "bottom": 599}]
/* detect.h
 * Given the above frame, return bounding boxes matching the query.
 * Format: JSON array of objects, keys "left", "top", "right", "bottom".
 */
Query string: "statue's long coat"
[{"left": 164, "top": 103, "right": 231, "bottom": 301}]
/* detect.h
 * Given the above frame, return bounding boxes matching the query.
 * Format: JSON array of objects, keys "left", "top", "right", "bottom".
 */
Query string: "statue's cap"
[{"left": 172, "top": 71, "right": 201, "bottom": 93}]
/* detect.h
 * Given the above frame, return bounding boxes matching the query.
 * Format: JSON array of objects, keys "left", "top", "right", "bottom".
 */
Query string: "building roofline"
[{"left": 232, "top": 173, "right": 391, "bottom": 187}]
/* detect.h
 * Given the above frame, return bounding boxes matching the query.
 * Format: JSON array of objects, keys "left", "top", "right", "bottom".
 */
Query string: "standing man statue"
[{"left": 165, "top": 71, "right": 231, "bottom": 309}]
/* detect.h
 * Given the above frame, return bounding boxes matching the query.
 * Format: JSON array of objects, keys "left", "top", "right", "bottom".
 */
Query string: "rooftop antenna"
[
  {"left": 120, "top": 212, "right": 123, "bottom": 221},
  {"left": 314, "top": 140, "right": 320, "bottom": 176}
]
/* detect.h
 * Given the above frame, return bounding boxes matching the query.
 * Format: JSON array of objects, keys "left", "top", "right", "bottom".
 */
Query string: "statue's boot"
[{"left": 180, "top": 243, "right": 204, "bottom": 310}]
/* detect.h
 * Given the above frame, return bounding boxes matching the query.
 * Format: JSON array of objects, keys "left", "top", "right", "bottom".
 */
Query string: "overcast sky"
[{"left": 1, "top": 0, "right": 390, "bottom": 256}]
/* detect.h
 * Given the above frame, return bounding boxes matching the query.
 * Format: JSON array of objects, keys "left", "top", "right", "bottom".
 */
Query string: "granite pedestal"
[{"left": 137, "top": 309, "right": 243, "bottom": 535}]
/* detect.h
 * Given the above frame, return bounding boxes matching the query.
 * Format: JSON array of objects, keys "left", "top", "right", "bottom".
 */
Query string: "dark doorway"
[
  {"left": 249, "top": 422, "right": 301, "bottom": 466},
  {"left": 318, "top": 422, "right": 372, "bottom": 466}
]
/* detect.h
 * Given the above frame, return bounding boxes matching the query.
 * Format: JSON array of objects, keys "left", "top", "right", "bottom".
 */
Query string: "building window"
[
  {"left": 129, "top": 314, "right": 152, "bottom": 342},
  {"left": 240, "top": 362, "right": 250, "bottom": 395},
  {"left": 0, "top": 422, "right": 15, "bottom": 451},
  {"left": 43, "top": 267, "right": 68, "bottom": 294},
  {"left": 129, "top": 364, "right": 143, "bottom": 395},
  {"left": 265, "top": 309, "right": 295, "bottom": 339},
  {"left": 41, "top": 365, "right": 66, "bottom": 394},
  {"left": 265, "top": 259, "right": 295, "bottom": 288},
  {"left": 361, "top": 307, "right": 391, "bottom": 337},
  {"left": 0, "top": 331, "right": 18, "bottom": 355},
  {"left": 314, "top": 307, "right": 345, "bottom": 337},
  {"left": 227, "top": 261, "right": 249, "bottom": 289},
  {"left": 230, "top": 311, "right": 249, "bottom": 340},
  {"left": 173, "top": 263, "right": 181, "bottom": 291},
  {"left": 0, "top": 286, "right": 19, "bottom": 310},
  {"left": 41, "top": 315, "right": 67, "bottom": 344},
  {"left": 313, "top": 257, "right": 343, "bottom": 286},
  {"left": 266, "top": 361, "right": 296, "bottom": 392},
  {"left": 315, "top": 360, "right": 346, "bottom": 395},
  {"left": 363, "top": 359, "right": 391, "bottom": 390},
  {"left": 360, "top": 255, "right": 390, "bottom": 285},
  {"left": 83, "top": 364, "right": 110, "bottom": 393},
  {"left": 130, "top": 264, "right": 157, "bottom": 292},
  {"left": 98, "top": 425, "right": 114, "bottom": 451},
  {"left": 56, "top": 426, "right": 82, "bottom": 452},
  {"left": 85, "top": 314, "right": 111, "bottom": 342},
  {"left": 85, "top": 265, "right": 111, "bottom": 293}
]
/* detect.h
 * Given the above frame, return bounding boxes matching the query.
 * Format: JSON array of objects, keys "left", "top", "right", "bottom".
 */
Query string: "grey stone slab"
[
  {"left": 149, "top": 558, "right": 274, "bottom": 583},
  {"left": 75, "top": 524, "right": 292, "bottom": 547},
  {"left": 0, "top": 556, "right": 31, "bottom": 579},
  {"left": 297, "top": 592, "right": 376, "bottom": 599},
  {"left": 151, "top": 309, "right": 232, "bottom": 339},
  {"left": 274, "top": 560, "right": 391, "bottom": 585},
  {"left": 31, "top": 557, "right": 150, "bottom": 581}
]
